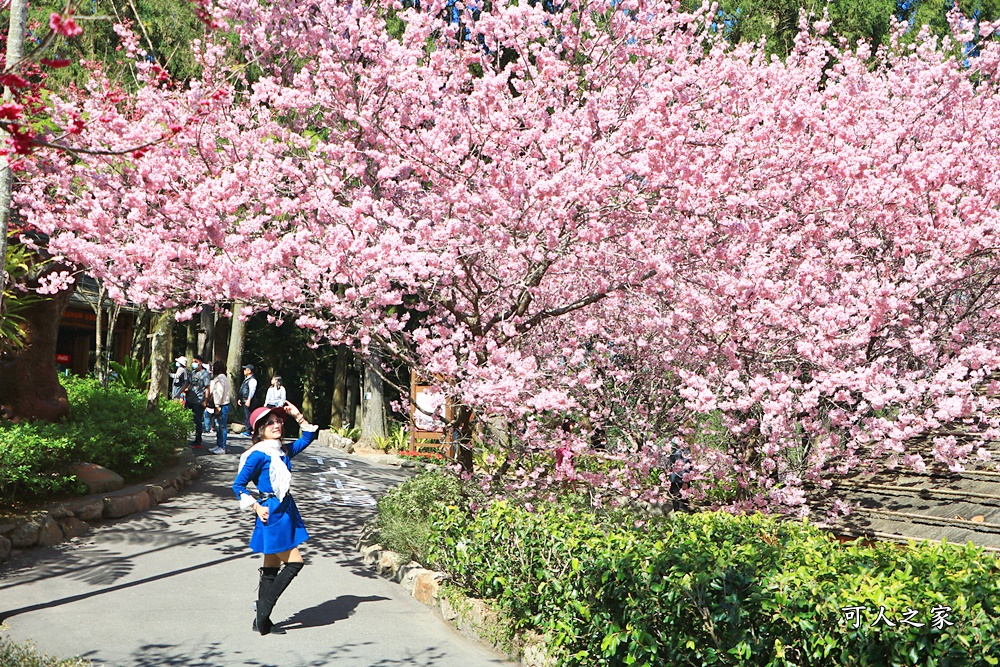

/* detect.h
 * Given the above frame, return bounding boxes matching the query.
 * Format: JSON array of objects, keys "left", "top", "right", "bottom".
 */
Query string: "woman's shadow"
[{"left": 278, "top": 595, "right": 390, "bottom": 630}]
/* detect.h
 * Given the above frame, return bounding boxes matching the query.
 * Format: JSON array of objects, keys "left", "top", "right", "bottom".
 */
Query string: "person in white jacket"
[
  {"left": 265, "top": 376, "right": 287, "bottom": 408},
  {"left": 209, "top": 361, "right": 233, "bottom": 455}
]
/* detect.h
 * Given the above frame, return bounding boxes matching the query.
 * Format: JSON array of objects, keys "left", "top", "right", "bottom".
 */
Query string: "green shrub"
[
  {"left": 428, "top": 502, "right": 1000, "bottom": 667},
  {"left": 0, "top": 635, "right": 91, "bottom": 667},
  {"left": 372, "top": 422, "right": 409, "bottom": 453},
  {"left": 60, "top": 375, "right": 188, "bottom": 479},
  {"left": 334, "top": 424, "right": 361, "bottom": 441},
  {"left": 0, "top": 424, "right": 86, "bottom": 503},
  {"left": 371, "top": 470, "right": 467, "bottom": 563},
  {"left": 0, "top": 376, "right": 189, "bottom": 506},
  {"left": 108, "top": 358, "right": 150, "bottom": 392}
]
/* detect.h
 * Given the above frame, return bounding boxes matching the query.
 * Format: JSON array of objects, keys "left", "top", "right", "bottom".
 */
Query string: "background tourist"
[
  {"left": 264, "top": 376, "right": 286, "bottom": 408},
  {"left": 237, "top": 364, "right": 258, "bottom": 436},
  {"left": 209, "top": 361, "right": 232, "bottom": 455}
]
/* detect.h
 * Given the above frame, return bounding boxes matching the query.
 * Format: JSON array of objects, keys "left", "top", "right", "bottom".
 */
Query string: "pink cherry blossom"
[{"left": 16, "top": 2, "right": 1000, "bottom": 513}]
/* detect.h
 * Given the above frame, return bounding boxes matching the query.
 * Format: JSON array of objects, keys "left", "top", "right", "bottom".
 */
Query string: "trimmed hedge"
[
  {"left": 427, "top": 500, "right": 1000, "bottom": 667},
  {"left": 0, "top": 376, "right": 189, "bottom": 505}
]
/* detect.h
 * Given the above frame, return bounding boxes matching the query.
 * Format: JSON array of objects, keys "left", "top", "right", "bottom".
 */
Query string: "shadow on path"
[
  {"left": 279, "top": 594, "right": 391, "bottom": 630},
  {"left": 0, "top": 550, "right": 251, "bottom": 623}
]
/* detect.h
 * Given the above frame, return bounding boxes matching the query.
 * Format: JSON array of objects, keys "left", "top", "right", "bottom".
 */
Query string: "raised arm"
[{"left": 282, "top": 401, "right": 318, "bottom": 458}]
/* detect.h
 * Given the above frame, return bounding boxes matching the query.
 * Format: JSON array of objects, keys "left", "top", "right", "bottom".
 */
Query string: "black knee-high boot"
[
  {"left": 253, "top": 567, "right": 280, "bottom": 635},
  {"left": 255, "top": 562, "right": 303, "bottom": 635}
]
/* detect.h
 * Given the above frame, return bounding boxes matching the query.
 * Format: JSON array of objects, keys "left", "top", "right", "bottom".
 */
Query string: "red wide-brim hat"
[{"left": 250, "top": 406, "right": 287, "bottom": 432}]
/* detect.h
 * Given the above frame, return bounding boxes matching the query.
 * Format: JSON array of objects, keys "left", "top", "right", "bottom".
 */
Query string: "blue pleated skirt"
[{"left": 248, "top": 494, "right": 309, "bottom": 554}]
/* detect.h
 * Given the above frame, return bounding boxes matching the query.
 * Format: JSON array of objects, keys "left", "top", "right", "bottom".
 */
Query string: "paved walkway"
[{"left": 0, "top": 433, "right": 511, "bottom": 667}]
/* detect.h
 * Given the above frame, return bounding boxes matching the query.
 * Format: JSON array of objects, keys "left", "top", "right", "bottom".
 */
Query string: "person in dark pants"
[
  {"left": 232, "top": 402, "right": 318, "bottom": 635},
  {"left": 209, "top": 360, "right": 232, "bottom": 455},
  {"left": 182, "top": 355, "right": 212, "bottom": 449},
  {"left": 668, "top": 442, "right": 691, "bottom": 513},
  {"left": 237, "top": 364, "right": 258, "bottom": 436}
]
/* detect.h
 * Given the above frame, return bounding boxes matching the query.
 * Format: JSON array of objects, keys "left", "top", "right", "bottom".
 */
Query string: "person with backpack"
[{"left": 171, "top": 356, "right": 189, "bottom": 403}]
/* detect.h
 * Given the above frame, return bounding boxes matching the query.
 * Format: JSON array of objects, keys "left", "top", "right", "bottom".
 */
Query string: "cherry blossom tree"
[{"left": 18, "top": 1, "right": 1000, "bottom": 512}]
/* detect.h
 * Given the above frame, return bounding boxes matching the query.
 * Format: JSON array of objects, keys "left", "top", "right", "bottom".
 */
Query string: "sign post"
[{"left": 409, "top": 373, "right": 453, "bottom": 458}]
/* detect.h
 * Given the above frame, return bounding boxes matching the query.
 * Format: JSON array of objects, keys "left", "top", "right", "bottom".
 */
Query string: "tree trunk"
[
  {"left": 214, "top": 310, "right": 230, "bottom": 364},
  {"left": 225, "top": 300, "right": 246, "bottom": 408},
  {"left": 200, "top": 303, "right": 215, "bottom": 361},
  {"left": 454, "top": 405, "right": 475, "bottom": 473},
  {"left": 301, "top": 348, "right": 317, "bottom": 423},
  {"left": 131, "top": 307, "right": 151, "bottom": 368},
  {"left": 104, "top": 301, "right": 121, "bottom": 383},
  {"left": 0, "top": 0, "right": 28, "bottom": 306},
  {"left": 346, "top": 368, "right": 359, "bottom": 429},
  {"left": 357, "top": 354, "right": 387, "bottom": 446},
  {"left": 93, "top": 285, "right": 105, "bottom": 382},
  {"left": 185, "top": 319, "right": 198, "bottom": 361},
  {"left": 146, "top": 309, "right": 174, "bottom": 412},
  {"left": 0, "top": 280, "right": 73, "bottom": 422},
  {"left": 329, "top": 344, "right": 350, "bottom": 429}
]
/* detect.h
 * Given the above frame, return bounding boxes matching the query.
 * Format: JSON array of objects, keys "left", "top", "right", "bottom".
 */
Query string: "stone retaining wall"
[
  {"left": 0, "top": 453, "right": 200, "bottom": 565},
  {"left": 356, "top": 537, "right": 554, "bottom": 667}
]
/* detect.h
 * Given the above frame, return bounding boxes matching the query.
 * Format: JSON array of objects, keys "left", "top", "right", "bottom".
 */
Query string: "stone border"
[
  {"left": 0, "top": 449, "right": 200, "bottom": 565},
  {"left": 355, "top": 536, "right": 554, "bottom": 667}
]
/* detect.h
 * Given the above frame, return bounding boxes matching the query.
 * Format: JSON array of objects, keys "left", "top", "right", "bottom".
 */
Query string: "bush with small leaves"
[{"left": 426, "top": 502, "right": 1000, "bottom": 666}]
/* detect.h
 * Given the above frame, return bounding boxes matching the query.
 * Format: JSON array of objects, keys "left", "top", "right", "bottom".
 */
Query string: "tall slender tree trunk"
[
  {"left": 200, "top": 304, "right": 215, "bottom": 361},
  {"left": 454, "top": 405, "right": 475, "bottom": 473},
  {"left": 214, "top": 311, "right": 230, "bottom": 364},
  {"left": 346, "top": 369, "right": 359, "bottom": 429},
  {"left": 146, "top": 309, "right": 174, "bottom": 412},
  {"left": 94, "top": 286, "right": 105, "bottom": 382},
  {"left": 131, "top": 308, "right": 151, "bottom": 368},
  {"left": 301, "top": 348, "right": 317, "bottom": 423},
  {"left": 0, "top": 0, "right": 28, "bottom": 309},
  {"left": 330, "top": 344, "right": 350, "bottom": 429},
  {"left": 357, "top": 354, "right": 386, "bottom": 446},
  {"left": 185, "top": 319, "right": 198, "bottom": 361},
  {"left": 225, "top": 300, "right": 246, "bottom": 408},
  {"left": 104, "top": 301, "right": 121, "bottom": 377}
]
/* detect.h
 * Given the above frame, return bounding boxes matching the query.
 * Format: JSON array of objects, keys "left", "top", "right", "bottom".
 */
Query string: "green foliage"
[
  {"left": 701, "top": 0, "right": 897, "bottom": 56},
  {"left": 0, "top": 636, "right": 91, "bottom": 667},
  {"left": 373, "top": 422, "right": 410, "bottom": 453},
  {"left": 60, "top": 375, "right": 188, "bottom": 478},
  {"left": 371, "top": 470, "right": 467, "bottom": 563},
  {"left": 1, "top": 241, "right": 47, "bottom": 357},
  {"left": 0, "top": 376, "right": 189, "bottom": 506},
  {"left": 29, "top": 0, "right": 207, "bottom": 90},
  {"left": 427, "top": 502, "right": 1000, "bottom": 666},
  {"left": 109, "top": 357, "right": 151, "bottom": 392},
  {"left": 679, "top": 0, "right": 1000, "bottom": 58},
  {"left": 334, "top": 424, "right": 361, "bottom": 441},
  {"left": 0, "top": 423, "right": 86, "bottom": 504}
]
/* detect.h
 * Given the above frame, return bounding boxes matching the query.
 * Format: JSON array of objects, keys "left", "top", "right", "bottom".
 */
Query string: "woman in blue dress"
[{"left": 232, "top": 401, "right": 318, "bottom": 635}]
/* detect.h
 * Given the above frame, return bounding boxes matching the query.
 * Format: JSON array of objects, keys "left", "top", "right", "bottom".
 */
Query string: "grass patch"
[{"left": 0, "top": 634, "right": 91, "bottom": 667}]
